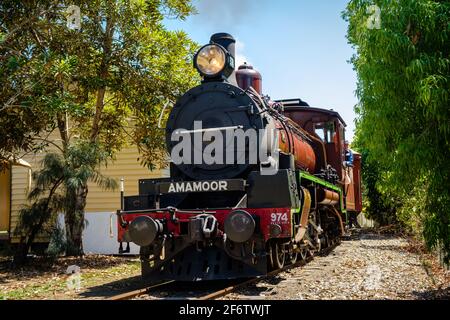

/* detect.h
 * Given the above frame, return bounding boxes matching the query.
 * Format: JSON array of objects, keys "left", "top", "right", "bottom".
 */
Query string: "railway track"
[
  {"left": 108, "top": 241, "right": 339, "bottom": 301},
  {"left": 108, "top": 280, "right": 176, "bottom": 300},
  {"left": 197, "top": 256, "right": 313, "bottom": 300}
]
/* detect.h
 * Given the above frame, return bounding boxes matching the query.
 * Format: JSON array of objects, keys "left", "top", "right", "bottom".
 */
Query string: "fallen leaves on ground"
[{"left": 0, "top": 255, "right": 141, "bottom": 300}]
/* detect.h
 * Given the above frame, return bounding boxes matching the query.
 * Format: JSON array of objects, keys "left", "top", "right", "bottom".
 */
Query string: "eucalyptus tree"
[
  {"left": 344, "top": 0, "right": 450, "bottom": 261},
  {"left": 1, "top": 0, "right": 199, "bottom": 255}
]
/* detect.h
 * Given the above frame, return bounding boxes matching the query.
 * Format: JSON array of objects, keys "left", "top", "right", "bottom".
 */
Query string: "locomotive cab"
[
  {"left": 281, "top": 102, "right": 362, "bottom": 213},
  {"left": 281, "top": 103, "right": 346, "bottom": 176}
]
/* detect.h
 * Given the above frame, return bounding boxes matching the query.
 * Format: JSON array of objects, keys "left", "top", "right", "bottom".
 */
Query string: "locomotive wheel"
[
  {"left": 329, "top": 236, "right": 336, "bottom": 246},
  {"left": 271, "top": 242, "right": 285, "bottom": 269},
  {"left": 299, "top": 248, "right": 308, "bottom": 261},
  {"left": 315, "top": 236, "right": 322, "bottom": 253},
  {"left": 335, "top": 236, "right": 342, "bottom": 245},
  {"left": 323, "top": 234, "right": 329, "bottom": 249},
  {"left": 267, "top": 243, "right": 274, "bottom": 270},
  {"left": 288, "top": 251, "right": 298, "bottom": 265}
]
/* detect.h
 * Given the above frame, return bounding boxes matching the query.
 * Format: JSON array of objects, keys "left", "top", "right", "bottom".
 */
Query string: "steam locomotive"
[{"left": 116, "top": 33, "right": 362, "bottom": 281}]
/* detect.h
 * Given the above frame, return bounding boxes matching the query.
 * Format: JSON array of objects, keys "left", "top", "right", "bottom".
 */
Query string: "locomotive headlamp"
[
  {"left": 194, "top": 44, "right": 235, "bottom": 79},
  {"left": 224, "top": 210, "right": 255, "bottom": 243}
]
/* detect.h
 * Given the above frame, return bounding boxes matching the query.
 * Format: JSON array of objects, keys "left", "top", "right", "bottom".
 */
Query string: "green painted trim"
[
  {"left": 298, "top": 171, "right": 347, "bottom": 214},
  {"left": 299, "top": 171, "right": 341, "bottom": 192}
]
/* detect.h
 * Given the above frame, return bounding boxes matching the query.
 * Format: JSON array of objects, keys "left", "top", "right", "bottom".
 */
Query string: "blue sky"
[{"left": 164, "top": 0, "right": 358, "bottom": 141}]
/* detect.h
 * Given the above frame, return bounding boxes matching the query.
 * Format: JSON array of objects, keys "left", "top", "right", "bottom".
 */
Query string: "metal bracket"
[
  {"left": 202, "top": 215, "right": 218, "bottom": 238},
  {"left": 308, "top": 219, "right": 323, "bottom": 234}
]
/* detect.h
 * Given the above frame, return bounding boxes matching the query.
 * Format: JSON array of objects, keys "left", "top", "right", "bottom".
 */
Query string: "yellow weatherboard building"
[{"left": 0, "top": 131, "right": 165, "bottom": 251}]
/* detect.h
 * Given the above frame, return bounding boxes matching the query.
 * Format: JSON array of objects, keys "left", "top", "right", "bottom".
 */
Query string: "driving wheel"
[{"left": 271, "top": 242, "right": 285, "bottom": 269}]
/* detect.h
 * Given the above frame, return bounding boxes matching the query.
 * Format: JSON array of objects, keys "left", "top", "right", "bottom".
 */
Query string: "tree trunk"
[
  {"left": 13, "top": 237, "right": 28, "bottom": 266},
  {"left": 65, "top": 183, "right": 88, "bottom": 257},
  {"left": 13, "top": 211, "right": 50, "bottom": 266},
  {"left": 65, "top": 10, "right": 114, "bottom": 257},
  {"left": 90, "top": 14, "right": 113, "bottom": 142}
]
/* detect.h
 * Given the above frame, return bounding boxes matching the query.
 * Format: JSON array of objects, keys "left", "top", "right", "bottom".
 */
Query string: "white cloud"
[
  {"left": 235, "top": 39, "right": 251, "bottom": 68},
  {"left": 195, "top": 0, "right": 257, "bottom": 29}
]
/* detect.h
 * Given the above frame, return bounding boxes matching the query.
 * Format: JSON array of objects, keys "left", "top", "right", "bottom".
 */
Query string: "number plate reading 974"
[{"left": 270, "top": 212, "right": 289, "bottom": 224}]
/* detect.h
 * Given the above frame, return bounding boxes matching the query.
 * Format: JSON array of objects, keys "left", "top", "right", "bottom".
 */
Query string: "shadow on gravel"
[
  {"left": 230, "top": 276, "right": 286, "bottom": 299},
  {"left": 233, "top": 284, "right": 273, "bottom": 298},
  {"left": 412, "top": 286, "right": 450, "bottom": 300},
  {"left": 359, "top": 234, "right": 401, "bottom": 241},
  {"left": 78, "top": 277, "right": 250, "bottom": 299},
  {"left": 78, "top": 275, "right": 147, "bottom": 299},
  {"left": 260, "top": 275, "right": 285, "bottom": 286}
]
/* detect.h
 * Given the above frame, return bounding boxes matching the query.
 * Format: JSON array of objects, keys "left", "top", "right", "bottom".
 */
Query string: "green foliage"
[
  {"left": 344, "top": 0, "right": 450, "bottom": 262},
  {"left": 356, "top": 147, "right": 399, "bottom": 225},
  {"left": 46, "top": 225, "right": 66, "bottom": 258},
  {"left": 1, "top": 1, "right": 199, "bottom": 254},
  {"left": 0, "top": 0, "right": 199, "bottom": 167}
]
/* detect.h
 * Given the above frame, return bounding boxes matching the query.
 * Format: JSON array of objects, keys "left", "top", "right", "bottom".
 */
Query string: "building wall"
[
  {"left": 10, "top": 131, "right": 166, "bottom": 242},
  {"left": 10, "top": 165, "right": 30, "bottom": 240},
  {"left": 0, "top": 166, "right": 11, "bottom": 239}
]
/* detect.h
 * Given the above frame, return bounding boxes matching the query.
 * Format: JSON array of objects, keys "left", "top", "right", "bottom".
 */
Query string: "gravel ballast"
[{"left": 223, "top": 230, "right": 450, "bottom": 300}]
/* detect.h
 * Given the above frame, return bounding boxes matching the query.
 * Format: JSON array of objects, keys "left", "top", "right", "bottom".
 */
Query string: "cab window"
[
  {"left": 314, "top": 122, "right": 335, "bottom": 143},
  {"left": 314, "top": 123, "right": 325, "bottom": 141}
]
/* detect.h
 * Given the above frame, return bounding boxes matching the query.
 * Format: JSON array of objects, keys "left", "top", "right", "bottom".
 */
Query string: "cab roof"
[{"left": 276, "top": 99, "right": 347, "bottom": 127}]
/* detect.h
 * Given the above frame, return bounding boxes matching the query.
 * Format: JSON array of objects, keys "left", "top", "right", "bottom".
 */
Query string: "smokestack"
[
  {"left": 210, "top": 33, "right": 235, "bottom": 59},
  {"left": 210, "top": 33, "right": 238, "bottom": 85}
]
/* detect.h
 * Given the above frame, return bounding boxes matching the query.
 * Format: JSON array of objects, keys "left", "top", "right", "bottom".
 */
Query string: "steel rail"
[
  {"left": 198, "top": 242, "right": 339, "bottom": 300},
  {"left": 108, "top": 280, "right": 176, "bottom": 301},
  {"left": 197, "top": 259, "right": 311, "bottom": 300}
]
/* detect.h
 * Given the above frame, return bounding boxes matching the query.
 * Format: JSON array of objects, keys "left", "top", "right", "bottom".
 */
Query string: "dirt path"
[{"left": 223, "top": 230, "right": 450, "bottom": 300}]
